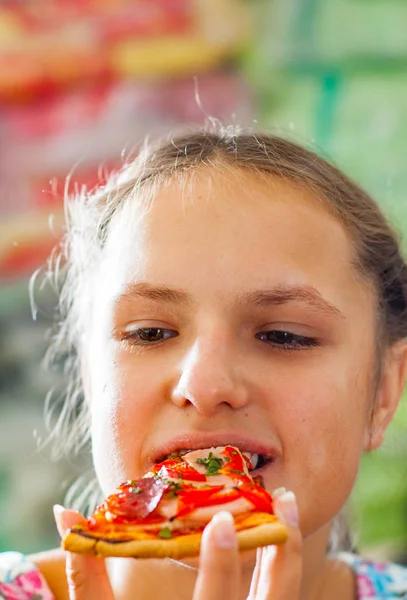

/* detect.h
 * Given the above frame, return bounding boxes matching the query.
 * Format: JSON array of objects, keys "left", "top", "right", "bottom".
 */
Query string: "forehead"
[
  {"left": 107, "top": 170, "right": 343, "bottom": 264},
  {"left": 98, "top": 167, "right": 372, "bottom": 314}
]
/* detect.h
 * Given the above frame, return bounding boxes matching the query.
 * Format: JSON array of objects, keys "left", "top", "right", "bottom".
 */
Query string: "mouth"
[{"left": 149, "top": 432, "right": 278, "bottom": 473}]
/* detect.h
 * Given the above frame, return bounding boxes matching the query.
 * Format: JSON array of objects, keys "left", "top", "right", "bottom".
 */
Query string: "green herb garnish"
[
  {"left": 158, "top": 527, "right": 173, "bottom": 539},
  {"left": 196, "top": 452, "right": 224, "bottom": 475},
  {"left": 168, "top": 481, "right": 184, "bottom": 497},
  {"left": 167, "top": 452, "right": 180, "bottom": 460}
]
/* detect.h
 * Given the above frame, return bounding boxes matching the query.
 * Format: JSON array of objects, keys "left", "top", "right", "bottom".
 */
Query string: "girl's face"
[{"left": 86, "top": 168, "right": 382, "bottom": 538}]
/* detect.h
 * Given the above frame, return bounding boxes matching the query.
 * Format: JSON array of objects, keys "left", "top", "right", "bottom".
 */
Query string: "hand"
[
  {"left": 194, "top": 491, "right": 302, "bottom": 600},
  {"left": 54, "top": 490, "right": 302, "bottom": 600}
]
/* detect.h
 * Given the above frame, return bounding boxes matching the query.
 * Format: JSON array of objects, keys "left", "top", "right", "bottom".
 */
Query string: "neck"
[{"left": 109, "top": 523, "right": 352, "bottom": 600}]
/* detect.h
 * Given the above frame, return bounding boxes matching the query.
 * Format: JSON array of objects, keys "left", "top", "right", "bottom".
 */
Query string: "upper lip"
[{"left": 146, "top": 431, "right": 279, "bottom": 468}]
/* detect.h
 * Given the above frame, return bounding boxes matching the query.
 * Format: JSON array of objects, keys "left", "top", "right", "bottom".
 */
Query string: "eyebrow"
[
  {"left": 242, "top": 286, "right": 344, "bottom": 318},
  {"left": 118, "top": 282, "right": 191, "bottom": 307},
  {"left": 116, "top": 282, "right": 344, "bottom": 318}
]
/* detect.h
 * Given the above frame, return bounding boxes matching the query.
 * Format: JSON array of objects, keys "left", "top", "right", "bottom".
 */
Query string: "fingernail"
[
  {"left": 211, "top": 512, "right": 237, "bottom": 549},
  {"left": 53, "top": 504, "right": 66, "bottom": 538},
  {"left": 274, "top": 491, "right": 299, "bottom": 527},
  {"left": 271, "top": 487, "right": 287, "bottom": 499}
]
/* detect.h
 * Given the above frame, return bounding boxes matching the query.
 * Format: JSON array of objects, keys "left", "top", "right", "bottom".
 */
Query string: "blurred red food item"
[{"left": 0, "top": 0, "right": 250, "bottom": 104}]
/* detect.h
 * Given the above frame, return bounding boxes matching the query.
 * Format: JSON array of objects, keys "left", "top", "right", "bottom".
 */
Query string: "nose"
[{"left": 171, "top": 337, "right": 249, "bottom": 415}]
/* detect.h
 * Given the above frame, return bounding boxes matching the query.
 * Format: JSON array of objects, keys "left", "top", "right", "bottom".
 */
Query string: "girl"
[{"left": 2, "top": 127, "right": 407, "bottom": 599}]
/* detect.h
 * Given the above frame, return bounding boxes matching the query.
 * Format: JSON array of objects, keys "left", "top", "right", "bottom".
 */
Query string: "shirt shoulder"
[
  {"left": 0, "top": 551, "right": 55, "bottom": 600},
  {"left": 340, "top": 552, "right": 407, "bottom": 599}
]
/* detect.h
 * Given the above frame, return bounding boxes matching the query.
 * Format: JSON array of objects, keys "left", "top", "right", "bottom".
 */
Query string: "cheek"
[
  {"left": 90, "top": 346, "right": 163, "bottom": 493},
  {"left": 271, "top": 362, "right": 373, "bottom": 535},
  {"left": 89, "top": 351, "right": 124, "bottom": 493},
  {"left": 283, "top": 364, "right": 371, "bottom": 467}
]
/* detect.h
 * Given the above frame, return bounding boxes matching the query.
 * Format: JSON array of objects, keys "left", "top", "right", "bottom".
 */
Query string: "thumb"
[
  {"left": 53, "top": 504, "right": 116, "bottom": 600},
  {"left": 248, "top": 491, "right": 303, "bottom": 600}
]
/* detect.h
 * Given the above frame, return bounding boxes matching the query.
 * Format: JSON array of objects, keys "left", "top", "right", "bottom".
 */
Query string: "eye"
[
  {"left": 255, "top": 330, "right": 319, "bottom": 350},
  {"left": 123, "top": 327, "right": 178, "bottom": 345}
]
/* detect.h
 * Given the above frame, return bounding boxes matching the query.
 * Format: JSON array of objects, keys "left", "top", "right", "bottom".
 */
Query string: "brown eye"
[
  {"left": 138, "top": 328, "right": 166, "bottom": 342},
  {"left": 125, "top": 328, "right": 178, "bottom": 345},
  {"left": 263, "top": 331, "right": 295, "bottom": 344},
  {"left": 255, "top": 330, "right": 319, "bottom": 349}
]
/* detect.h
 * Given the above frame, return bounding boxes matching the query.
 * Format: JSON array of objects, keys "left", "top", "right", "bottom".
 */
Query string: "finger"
[
  {"left": 247, "top": 547, "right": 263, "bottom": 600},
  {"left": 53, "top": 505, "right": 115, "bottom": 600},
  {"left": 53, "top": 505, "right": 87, "bottom": 537},
  {"left": 193, "top": 511, "right": 240, "bottom": 600},
  {"left": 254, "top": 492, "right": 302, "bottom": 600},
  {"left": 65, "top": 551, "right": 116, "bottom": 600}
]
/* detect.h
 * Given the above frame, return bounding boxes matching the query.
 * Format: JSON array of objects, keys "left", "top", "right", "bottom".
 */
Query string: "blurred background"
[{"left": 1, "top": 0, "right": 407, "bottom": 561}]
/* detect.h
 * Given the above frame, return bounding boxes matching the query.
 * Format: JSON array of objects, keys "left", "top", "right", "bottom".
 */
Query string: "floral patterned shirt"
[
  {"left": 340, "top": 553, "right": 407, "bottom": 599},
  {"left": 1, "top": 551, "right": 407, "bottom": 598},
  {"left": 0, "top": 552, "right": 54, "bottom": 600}
]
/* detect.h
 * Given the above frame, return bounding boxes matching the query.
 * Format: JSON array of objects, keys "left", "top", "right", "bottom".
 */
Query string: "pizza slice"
[{"left": 62, "top": 445, "right": 287, "bottom": 559}]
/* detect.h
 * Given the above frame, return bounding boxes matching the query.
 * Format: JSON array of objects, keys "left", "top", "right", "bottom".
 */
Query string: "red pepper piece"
[
  {"left": 218, "top": 446, "right": 252, "bottom": 484},
  {"left": 175, "top": 485, "right": 239, "bottom": 518},
  {"left": 153, "top": 458, "right": 207, "bottom": 482},
  {"left": 237, "top": 485, "right": 274, "bottom": 513}
]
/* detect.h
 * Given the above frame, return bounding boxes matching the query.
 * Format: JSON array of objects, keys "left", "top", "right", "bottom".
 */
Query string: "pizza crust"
[{"left": 62, "top": 520, "right": 287, "bottom": 559}]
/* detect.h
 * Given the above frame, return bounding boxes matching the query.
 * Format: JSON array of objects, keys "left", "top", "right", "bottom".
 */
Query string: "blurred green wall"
[{"left": 246, "top": 0, "right": 407, "bottom": 558}]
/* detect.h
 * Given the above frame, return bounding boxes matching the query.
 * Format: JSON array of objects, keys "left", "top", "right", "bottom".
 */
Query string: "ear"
[{"left": 364, "top": 340, "right": 407, "bottom": 451}]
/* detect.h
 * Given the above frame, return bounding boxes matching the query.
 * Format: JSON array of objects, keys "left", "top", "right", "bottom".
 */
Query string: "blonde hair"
[{"left": 42, "top": 126, "right": 407, "bottom": 520}]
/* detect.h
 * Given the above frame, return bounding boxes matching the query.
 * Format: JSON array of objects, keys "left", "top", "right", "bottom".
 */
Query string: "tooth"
[
  {"left": 242, "top": 451, "right": 254, "bottom": 466},
  {"left": 242, "top": 452, "right": 259, "bottom": 469},
  {"left": 250, "top": 453, "right": 259, "bottom": 469}
]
